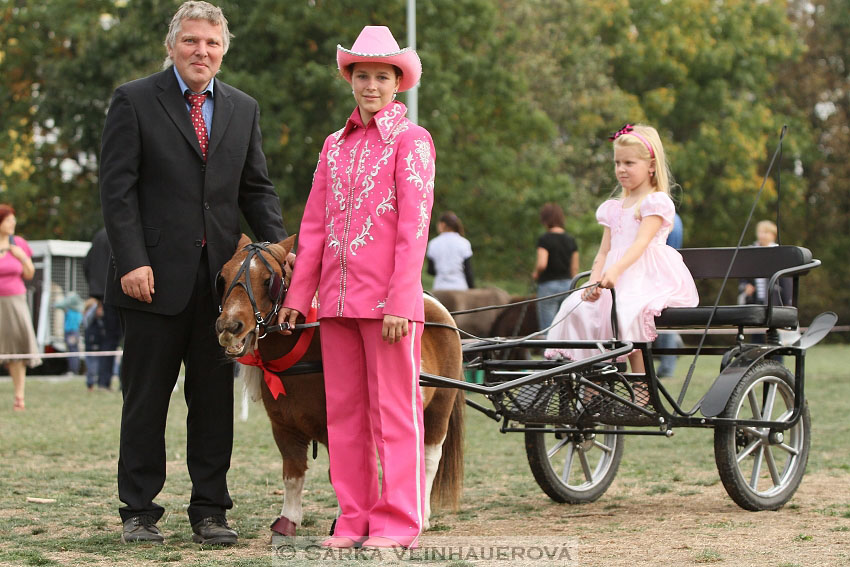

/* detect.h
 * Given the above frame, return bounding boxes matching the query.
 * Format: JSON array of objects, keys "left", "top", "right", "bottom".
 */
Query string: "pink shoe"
[
  {"left": 320, "top": 536, "right": 360, "bottom": 548},
  {"left": 361, "top": 536, "right": 416, "bottom": 549}
]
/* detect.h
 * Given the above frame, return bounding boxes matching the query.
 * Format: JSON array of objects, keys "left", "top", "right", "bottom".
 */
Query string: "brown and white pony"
[{"left": 215, "top": 235, "right": 464, "bottom": 537}]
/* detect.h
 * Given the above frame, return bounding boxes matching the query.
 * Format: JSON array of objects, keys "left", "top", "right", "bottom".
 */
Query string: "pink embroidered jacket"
[{"left": 284, "top": 102, "right": 436, "bottom": 323}]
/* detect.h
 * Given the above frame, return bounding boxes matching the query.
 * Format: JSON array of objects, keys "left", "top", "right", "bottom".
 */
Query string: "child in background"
[
  {"left": 545, "top": 124, "right": 698, "bottom": 375},
  {"left": 55, "top": 292, "right": 84, "bottom": 374},
  {"left": 83, "top": 299, "right": 106, "bottom": 391},
  {"left": 739, "top": 220, "right": 791, "bottom": 306}
]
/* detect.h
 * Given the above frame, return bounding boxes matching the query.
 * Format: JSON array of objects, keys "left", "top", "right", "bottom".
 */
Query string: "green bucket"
[{"left": 463, "top": 369, "right": 484, "bottom": 384}]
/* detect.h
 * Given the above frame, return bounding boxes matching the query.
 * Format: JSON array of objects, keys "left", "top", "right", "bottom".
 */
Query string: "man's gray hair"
[{"left": 162, "top": 1, "right": 233, "bottom": 69}]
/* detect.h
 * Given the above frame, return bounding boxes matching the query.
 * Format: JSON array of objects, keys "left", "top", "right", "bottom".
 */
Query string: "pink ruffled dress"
[{"left": 544, "top": 192, "right": 698, "bottom": 361}]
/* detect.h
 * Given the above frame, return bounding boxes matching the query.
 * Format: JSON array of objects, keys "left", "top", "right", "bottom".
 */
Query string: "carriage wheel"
[
  {"left": 525, "top": 425, "right": 624, "bottom": 503},
  {"left": 713, "top": 361, "right": 810, "bottom": 511}
]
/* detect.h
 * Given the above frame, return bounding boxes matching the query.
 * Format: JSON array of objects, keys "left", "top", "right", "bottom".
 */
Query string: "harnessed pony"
[{"left": 215, "top": 235, "right": 464, "bottom": 536}]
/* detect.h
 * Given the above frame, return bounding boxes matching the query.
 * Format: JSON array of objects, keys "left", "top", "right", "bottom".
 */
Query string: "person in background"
[
  {"left": 84, "top": 227, "right": 122, "bottom": 390},
  {"left": 55, "top": 292, "right": 84, "bottom": 375},
  {"left": 426, "top": 211, "right": 474, "bottom": 290},
  {"left": 738, "top": 220, "right": 792, "bottom": 356},
  {"left": 532, "top": 202, "right": 579, "bottom": 331},
  {"left": 739, "top": 220, "right": 792, "bottom": 307},
  {"left": 0, "top": 204, "right": 40, "bottom": 411},
  {"left": 653, "top": 212, "right": 684, "bottom": 377},
  {"left": 83, "top": 298, "right": 107, "bottom": 391}
]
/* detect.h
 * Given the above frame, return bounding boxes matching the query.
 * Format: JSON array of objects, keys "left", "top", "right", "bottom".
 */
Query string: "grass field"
[{"left": 1, "top": 344, "right": 848, "bottom": 566}]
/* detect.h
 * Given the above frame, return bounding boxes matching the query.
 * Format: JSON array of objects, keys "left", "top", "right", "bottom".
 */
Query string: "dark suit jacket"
[
  {"left": 99, "top": 68, "right": 286, "bottom": 315},
  {"left": 84, "top": 227, "right": 111, "bottom": 300}
]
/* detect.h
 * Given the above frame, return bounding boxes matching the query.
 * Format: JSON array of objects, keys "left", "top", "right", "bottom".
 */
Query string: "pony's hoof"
[{"left": 270, "top": 516, "right": 297, "bottom": 537}]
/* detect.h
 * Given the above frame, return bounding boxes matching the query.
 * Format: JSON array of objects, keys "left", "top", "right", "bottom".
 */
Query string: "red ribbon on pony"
[{"left": 237, "top": 307, "right": 318, "bottom": 400}]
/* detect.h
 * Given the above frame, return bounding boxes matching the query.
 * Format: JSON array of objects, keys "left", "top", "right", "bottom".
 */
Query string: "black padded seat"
[
  {"left": 656, "top": 305, "right": 798, "bottom": 329},
  {"left": 651, "top": 245, "right": 814, "bottom": 330}
]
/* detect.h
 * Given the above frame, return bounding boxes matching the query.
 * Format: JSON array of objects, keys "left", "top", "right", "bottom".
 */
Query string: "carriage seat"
[{"left": 654, "top": 246, "right": 818, "bottom": 330}]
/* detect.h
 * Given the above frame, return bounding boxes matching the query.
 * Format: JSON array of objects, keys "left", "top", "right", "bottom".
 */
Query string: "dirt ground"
[{"left": 426, "top": 470, "right": 850, "bottom": 566}]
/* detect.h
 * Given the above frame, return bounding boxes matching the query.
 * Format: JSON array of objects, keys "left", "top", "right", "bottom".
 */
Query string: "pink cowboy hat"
[{"left": 337, "top": 26, "right": 422, "bottom": 92}]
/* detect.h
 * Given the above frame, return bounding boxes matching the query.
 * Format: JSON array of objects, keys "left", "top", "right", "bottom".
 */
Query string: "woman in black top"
[{"left": 532, "top": 203, "right": 579, "bottom": 330}]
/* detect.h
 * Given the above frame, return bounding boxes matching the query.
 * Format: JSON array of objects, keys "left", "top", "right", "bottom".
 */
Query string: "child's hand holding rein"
[{"left": 582, "top": 283, "right": 602, "bottom": 302}]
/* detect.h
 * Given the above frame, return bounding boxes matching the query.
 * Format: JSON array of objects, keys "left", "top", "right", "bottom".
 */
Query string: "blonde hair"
[
  {"left": 756, "top": 220, "right": 778, "bottom": 237},
  {"left": 162, "top": 1, "right": 233, "bottom": 70},
  {"left": 612, "top": 124, "right": 672, "bottom": 216}
]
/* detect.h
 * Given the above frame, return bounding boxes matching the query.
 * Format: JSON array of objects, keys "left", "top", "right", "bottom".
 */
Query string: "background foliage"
[{"left": 1, "top": 0, "right": 847, "bottom": 323}]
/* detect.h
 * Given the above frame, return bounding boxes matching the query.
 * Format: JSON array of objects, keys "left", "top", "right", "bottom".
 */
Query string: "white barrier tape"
[{"left": 1, "top": 350, "right": 124, "bottom": 360}]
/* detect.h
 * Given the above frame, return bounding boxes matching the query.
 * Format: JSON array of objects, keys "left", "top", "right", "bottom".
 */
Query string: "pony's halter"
[{"left": 216, "top": 242, "right": 286, "bottom": 339}]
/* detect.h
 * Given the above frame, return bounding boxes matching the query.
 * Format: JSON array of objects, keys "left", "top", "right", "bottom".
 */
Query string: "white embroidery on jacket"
[
  {"left": 372, "top": 299, "right": 387, "bottom": 311},
  {"left": 349, "top": 215, "right": 374, "bottom": 256},
  {"left": 386, "top": 122, "right": 410, "bottom": 145},
  {"left": 416, "top": 200, "right": 430, "bottom": 239},
  {"left": 326, "top": 143, "right": 345, "bottom": 211},
  {"left": 415, "top": 138, "right": 431, "bottom": 170},
  {"left": 376, "top": 104, "right": 404, "bottom": 138},
  {"left": 355, "top": 146, "right": 394, "bottom": 210},
  {"left": 355, "top": 177, "right": 375, "bottom": 211},
  {"left": 326, "top": 217, "right": 340, "bottom": 256},
  {"left": 405, "top": 145, "right": 435, "bottom": 239},
  {"left": 353, "top": 142, "right": 370, "bottom": 187},
  {"left": 404, "top": 147, "right": 434, "bottom": 196},
  {"left": 376, "top": 184, "right": 397, "bottom": 216}
]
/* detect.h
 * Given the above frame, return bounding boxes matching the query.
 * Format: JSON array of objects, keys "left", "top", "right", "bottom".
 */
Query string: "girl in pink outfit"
[
  {"left": 545, "top": 124, "right": 698, "bottom": 373},
  {"left": 279, "top": 26, "right": 434, "bottom": 550}
]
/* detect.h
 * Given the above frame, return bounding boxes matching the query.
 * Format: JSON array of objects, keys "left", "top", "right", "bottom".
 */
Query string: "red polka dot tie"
[{"left": 185, "top": 92, "right": 209, "bottom": 160}]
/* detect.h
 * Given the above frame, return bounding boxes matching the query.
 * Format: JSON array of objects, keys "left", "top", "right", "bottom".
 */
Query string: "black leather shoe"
[
  {"left": 121, "top": 515, "right": 164, "bottom": 544},
  {"left": 191, "top": 515, "right": 238, "bottom": 545}
]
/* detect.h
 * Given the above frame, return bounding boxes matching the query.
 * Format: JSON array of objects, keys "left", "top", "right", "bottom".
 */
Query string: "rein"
[
  {"left": 425, "top": 282, "right": 603, "bottom": 344},
  {"left": 447, "top": 288, "right": 579, "bottom": 316}
]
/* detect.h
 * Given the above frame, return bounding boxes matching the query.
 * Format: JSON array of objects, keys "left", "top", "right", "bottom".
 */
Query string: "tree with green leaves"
[
  {"left": 506, "top": 0, "right": 808, "bottom": 256},
  {"left": 1, "top": 0, "right": 560, "bottom": 282}
]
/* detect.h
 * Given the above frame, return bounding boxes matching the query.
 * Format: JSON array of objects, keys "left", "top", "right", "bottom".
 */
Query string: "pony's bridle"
[{"left": 216, "top": 242, "right": 286, "bottom": 339}]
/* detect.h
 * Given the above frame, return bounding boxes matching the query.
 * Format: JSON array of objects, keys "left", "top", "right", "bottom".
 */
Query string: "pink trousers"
[{"left": 319, "top": 317, "right": 426, "bottom": 547}]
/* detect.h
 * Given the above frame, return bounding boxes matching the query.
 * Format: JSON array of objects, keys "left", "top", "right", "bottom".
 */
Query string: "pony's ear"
[
  {"left": 237, "top": 233, "right": 252, "bottom": 250},
  {"left": 266, "top": 234, "right": 297, "bottom": 264}
]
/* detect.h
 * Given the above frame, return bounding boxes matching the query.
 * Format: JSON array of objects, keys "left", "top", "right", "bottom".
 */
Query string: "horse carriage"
[
  {"left": 215, "top": 234, "right": 836, "bottom": 539},
  {"left": 421, "top": 244, "right": 835, "bottom": 512}
]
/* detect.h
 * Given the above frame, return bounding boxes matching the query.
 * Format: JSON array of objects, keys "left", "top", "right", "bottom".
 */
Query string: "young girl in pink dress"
[{"left": 545, "top": 124, "right": 698, "bottom": 374}]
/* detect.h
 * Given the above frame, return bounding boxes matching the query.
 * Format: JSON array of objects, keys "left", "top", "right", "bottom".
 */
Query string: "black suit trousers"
[{"left": 117, "top": 249, "right": 234, "bottom": 524}]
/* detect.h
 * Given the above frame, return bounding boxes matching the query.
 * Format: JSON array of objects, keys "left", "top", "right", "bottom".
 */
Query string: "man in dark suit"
[{"left": 99, "top": 1, "right": 287, "bottom": 545}]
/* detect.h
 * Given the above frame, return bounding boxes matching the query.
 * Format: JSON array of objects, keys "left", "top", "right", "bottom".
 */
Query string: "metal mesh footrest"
[
  {"left": 580, "top": 374, "right": 656, "bottom": 426},
  {"left": 491, "top": 368, "right": 657, "bottom": 426}
]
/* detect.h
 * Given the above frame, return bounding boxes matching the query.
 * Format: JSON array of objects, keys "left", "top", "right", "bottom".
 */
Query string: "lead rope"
[{"left": 676, "top": 125, "right": 787, "bottom": 407}]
